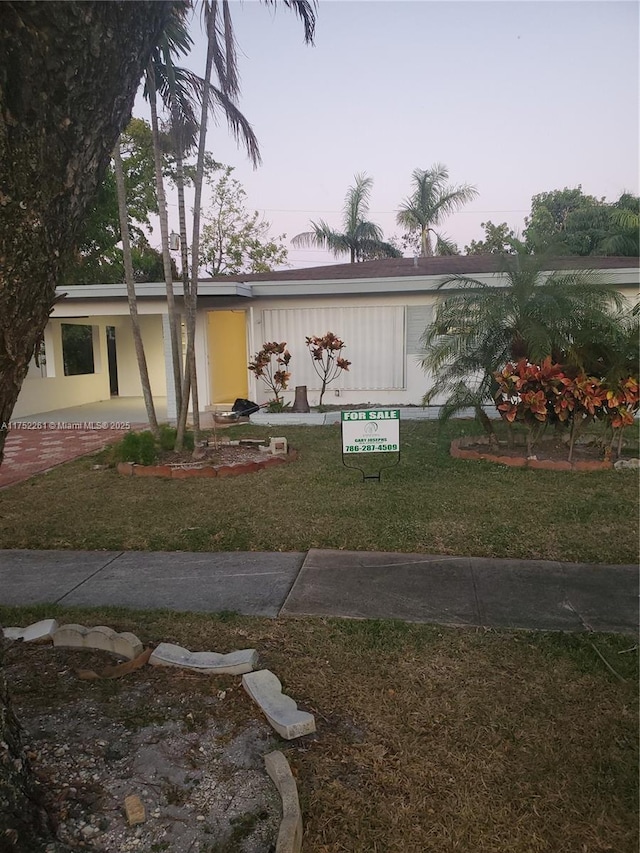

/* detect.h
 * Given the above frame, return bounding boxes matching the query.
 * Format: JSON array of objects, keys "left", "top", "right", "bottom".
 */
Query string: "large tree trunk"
[
  {"left": 0, "top": 4, "right": 173, "bottom": 847},
  {"left": 0, "top": 644, "right": 70, "bottom": 852},
  {"left": 0, "top": 1, "right": 173, "bottom": 464}
]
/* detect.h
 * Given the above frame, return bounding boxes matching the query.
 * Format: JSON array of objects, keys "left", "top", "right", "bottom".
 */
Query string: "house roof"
[
  {"left": 55, "top": 256, "right": 639, "bottom": 304},
  {"left": 201, "top": 255, "right": 639, "bottom": 284}
]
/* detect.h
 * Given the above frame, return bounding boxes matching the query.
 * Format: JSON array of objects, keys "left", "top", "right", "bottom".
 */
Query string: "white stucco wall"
[
  {"left": 13, "top": 318, "right": 111, "bottom": 418},
  {"left": 13, "top": 312, "right": 168, "bottom": 418},
  {"left": 114, "top": 315, "right": 166, "bottom": 398}
]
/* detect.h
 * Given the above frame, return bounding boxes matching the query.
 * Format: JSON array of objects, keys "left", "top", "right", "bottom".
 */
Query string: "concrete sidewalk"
[{"left": 0, "top": 548, "right": 637, "bottom": 634}]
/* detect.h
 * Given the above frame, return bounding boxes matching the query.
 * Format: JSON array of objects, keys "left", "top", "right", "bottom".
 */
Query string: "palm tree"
[
  {"left": 397, "top": 164, "right": 478, "bottom": 257},
  {"left": 599, "top": 193, "right": 640, "bottom": 256},
  {"left": 293, "top": 173, "right": 402, "bottom": 263},
  {"left": 422, "top": 246, "right": 625, "bottom": 427},
  {"left": 113, "top": 142, "right": 161, "bottom": 439},
  {"left": 175, "top": 0, "right": 316, "bottom": 448}
]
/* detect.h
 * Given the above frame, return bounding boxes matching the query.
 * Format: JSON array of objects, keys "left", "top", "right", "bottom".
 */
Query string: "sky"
[{"left": 134, "top": 0, "right": 640, "bottom": 270}]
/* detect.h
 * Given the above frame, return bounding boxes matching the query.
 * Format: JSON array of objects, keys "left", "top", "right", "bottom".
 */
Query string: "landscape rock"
[
  {"left": 149, "top": 643, "right": 258, "bottom": 675},
  {"left": 242, "top": 670, "right": 316, "bottom": 740},
  {"left": 614, "top": 458, "right": 640, "bottom": 470},
  {"left": 265, "top": 751, "right": 303, "bottom": 853},
  {"left": 124, "top": 795, "right": 146, "bottom": 826}
]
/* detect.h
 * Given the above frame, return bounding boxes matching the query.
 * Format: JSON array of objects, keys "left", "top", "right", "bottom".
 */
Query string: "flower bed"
[
  {"left": 117, "top": 449, "right": 298, "bottom": 479},
  {"left": 450, "top": 436, "right": 613, "bottom": 472}
]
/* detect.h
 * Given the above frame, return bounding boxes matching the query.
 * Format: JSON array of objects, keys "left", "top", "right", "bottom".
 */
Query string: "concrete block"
[
  {"left": 2, "top": 627, "right": 23, "bottom": 641},
  {"left": 265, "top": 751, "right": 303, "bottom": 853},
  {"left": 53, "top": 624, "right": 143, "bottom": 660},
  {"left": 269, "top": 437, "right": 288, "bottom": 455},
  {"left": 242, "top": 670, "right": 316, "bottom": 740},
  {"left": 149, "top": 642, "right": 258, "bottom": 675}
]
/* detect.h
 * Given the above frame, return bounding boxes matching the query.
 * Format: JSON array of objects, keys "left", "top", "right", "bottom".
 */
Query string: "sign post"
[{"left": 341, "top": 409, "right": 400, "bottom": 481}]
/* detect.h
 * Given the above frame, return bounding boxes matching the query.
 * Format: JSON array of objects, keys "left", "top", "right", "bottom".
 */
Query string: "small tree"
[
  {"left": 305, "top": 332, "right": 351, "bottom": 407},
  {"left": 200, "top": 166, "right": 288, "bottom": 275},
  {"left": 248, "top": 342, "right": 291, "bottom": 405}
]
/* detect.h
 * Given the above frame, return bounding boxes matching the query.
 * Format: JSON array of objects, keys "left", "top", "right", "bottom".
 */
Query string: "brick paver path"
[{"left": 0, "top": 426, "right": 126, "bottom": 489}]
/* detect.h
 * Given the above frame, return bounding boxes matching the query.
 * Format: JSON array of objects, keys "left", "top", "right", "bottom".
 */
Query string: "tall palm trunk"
[
  {"left": 148, "top": 70, "right": 183, "bottom": 417},
  {"left": 178, "top": 4, "right": 224, "bottom": 448},
  {"left": 171, "top": 117, "right": 193, "bottom": 449},
  {"left": 113, "top": 142, "right": 160, "bottom": 439},
  {"left": 421, "top": 225, "right": 433, "bottom": 257}
]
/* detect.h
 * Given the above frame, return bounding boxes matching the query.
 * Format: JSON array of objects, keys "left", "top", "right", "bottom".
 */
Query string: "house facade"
[{"left": 13, "top": 257, "right": 640, "bottom": 419}]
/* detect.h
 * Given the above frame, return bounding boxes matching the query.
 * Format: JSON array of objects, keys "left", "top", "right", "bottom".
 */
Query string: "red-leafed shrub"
[{"left": 494, "top": 358, "right": 638, "bottom": 461}]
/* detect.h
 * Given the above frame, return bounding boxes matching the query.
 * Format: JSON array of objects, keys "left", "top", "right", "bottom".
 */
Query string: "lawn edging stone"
[
  {"left": 2, "top": 618, "right": 58, "bottom": 644},
  {"left": 450, "top": 436, "right": 614, "bottom": 472},
  {"left": 242, "top": 669, "right": 316, "bottom": 740},
  {"left": 52, "top": 624, "right": 143, "bottom": 660},
  {"left": 264, "top": 750, "right": 303, "bottom": 853},
  {"left": 149, "top": 642, "right": 258, "bottom": 675}
]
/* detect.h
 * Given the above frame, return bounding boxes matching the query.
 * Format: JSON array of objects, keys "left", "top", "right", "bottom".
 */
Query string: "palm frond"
[
  {"left": 343, "top": 173, "right": 374, "bottom": 232},
  {"left": 202, "top": 83, "right": 261, "bottom": 167},
  {"left": 203, "top": 0, "right": 240, "bottom": 99},
  {"left": 278, "top": 0, "right": 317, "bottom": 44}
]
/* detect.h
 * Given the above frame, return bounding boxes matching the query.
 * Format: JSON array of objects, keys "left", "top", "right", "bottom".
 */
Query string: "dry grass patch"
[{"left": 1, "top": 605, "right": 637, "bottom": 853}]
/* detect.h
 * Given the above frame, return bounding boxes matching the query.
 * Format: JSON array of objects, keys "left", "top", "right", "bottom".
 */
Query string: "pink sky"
[{"left": 135, "top": 1, "right": 639, "bottom": 269}]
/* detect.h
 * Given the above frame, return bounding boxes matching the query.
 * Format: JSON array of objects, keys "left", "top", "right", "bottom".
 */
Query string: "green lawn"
[
  {"left": 2, "top": 604, "right": 637, "bottom": 853},
  {"left": 0, "top": 419, "right": 637, "bottom": 562}
]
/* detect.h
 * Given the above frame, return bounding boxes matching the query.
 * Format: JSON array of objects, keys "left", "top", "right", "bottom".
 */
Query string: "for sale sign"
[{"left": 341, "top": 409, "right": 400, "bottom": 454}]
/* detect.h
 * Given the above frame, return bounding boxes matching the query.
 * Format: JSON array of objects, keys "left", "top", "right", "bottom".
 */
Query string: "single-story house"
[{"left": 13, "top": 256, "right": 640, "bottom": 419}]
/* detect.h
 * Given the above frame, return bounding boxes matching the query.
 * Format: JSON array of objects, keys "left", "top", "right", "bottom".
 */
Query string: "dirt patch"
[
  {"left": 4, "top": 642, "right": 282, "bottom": 852},
  {"left": 161, "top": 442, "right": 269, "bottom": 467}
]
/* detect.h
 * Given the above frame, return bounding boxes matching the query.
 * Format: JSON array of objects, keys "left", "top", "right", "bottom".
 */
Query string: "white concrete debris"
[
  {"left": 242, "top": 669, "right": 316, "bottom": 740},
  {"left": 149, "top": 643, "right": 258, "bottom": 675},
  {"left": 53, "top": 624, "right": 143, "bottom": 660}
]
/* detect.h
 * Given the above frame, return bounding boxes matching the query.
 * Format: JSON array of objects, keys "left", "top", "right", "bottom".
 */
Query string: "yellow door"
[{"left": 207, "top": 310, "right": 249, "bottom": 405}]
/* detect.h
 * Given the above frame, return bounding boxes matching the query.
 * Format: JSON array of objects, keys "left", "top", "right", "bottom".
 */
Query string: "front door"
[{"left": 207, "top": 310, "right": 249, "bottom": 405}]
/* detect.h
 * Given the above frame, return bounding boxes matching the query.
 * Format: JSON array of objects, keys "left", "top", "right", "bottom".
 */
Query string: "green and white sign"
[{"left": 341, "top": 409, "right": 400, "bottom": 454}]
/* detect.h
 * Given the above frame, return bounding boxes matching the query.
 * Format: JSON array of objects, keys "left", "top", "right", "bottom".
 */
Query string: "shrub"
[
  {"left": 113, "top": 426, "right": 195, "bottom": 466},
  {"left": 117, "top": 431, "right": 158, "bottom": 466},
  {"left": 158, "top": 424, "right": 194, "bottom": 452},
  {"left": 494, "top": 358, "right": 639, "bottom": 460},
  {"left": 305, "top": 332, "right": 351, "bottom": 407},
  {"left": 248, "top": 342, "right": 291, "bottom": 404}
]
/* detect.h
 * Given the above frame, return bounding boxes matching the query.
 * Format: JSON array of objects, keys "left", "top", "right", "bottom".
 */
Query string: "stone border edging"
[
  {"left": 264, "top": 751, "right": 304, "bottom": 853},
  {"left": 450, "top": 436, "right": 613, "bottom": 472},
  {"left": 116, "top": 449, "right": 298, "bottom": 479},
  {"left": 242, "top": 670, "right": 316, "bottom": 740}
]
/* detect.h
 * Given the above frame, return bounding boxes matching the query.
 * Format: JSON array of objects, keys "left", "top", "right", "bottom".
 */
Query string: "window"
[{"left": 62, "top": 324, "right": 95, "bottom": 376}]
